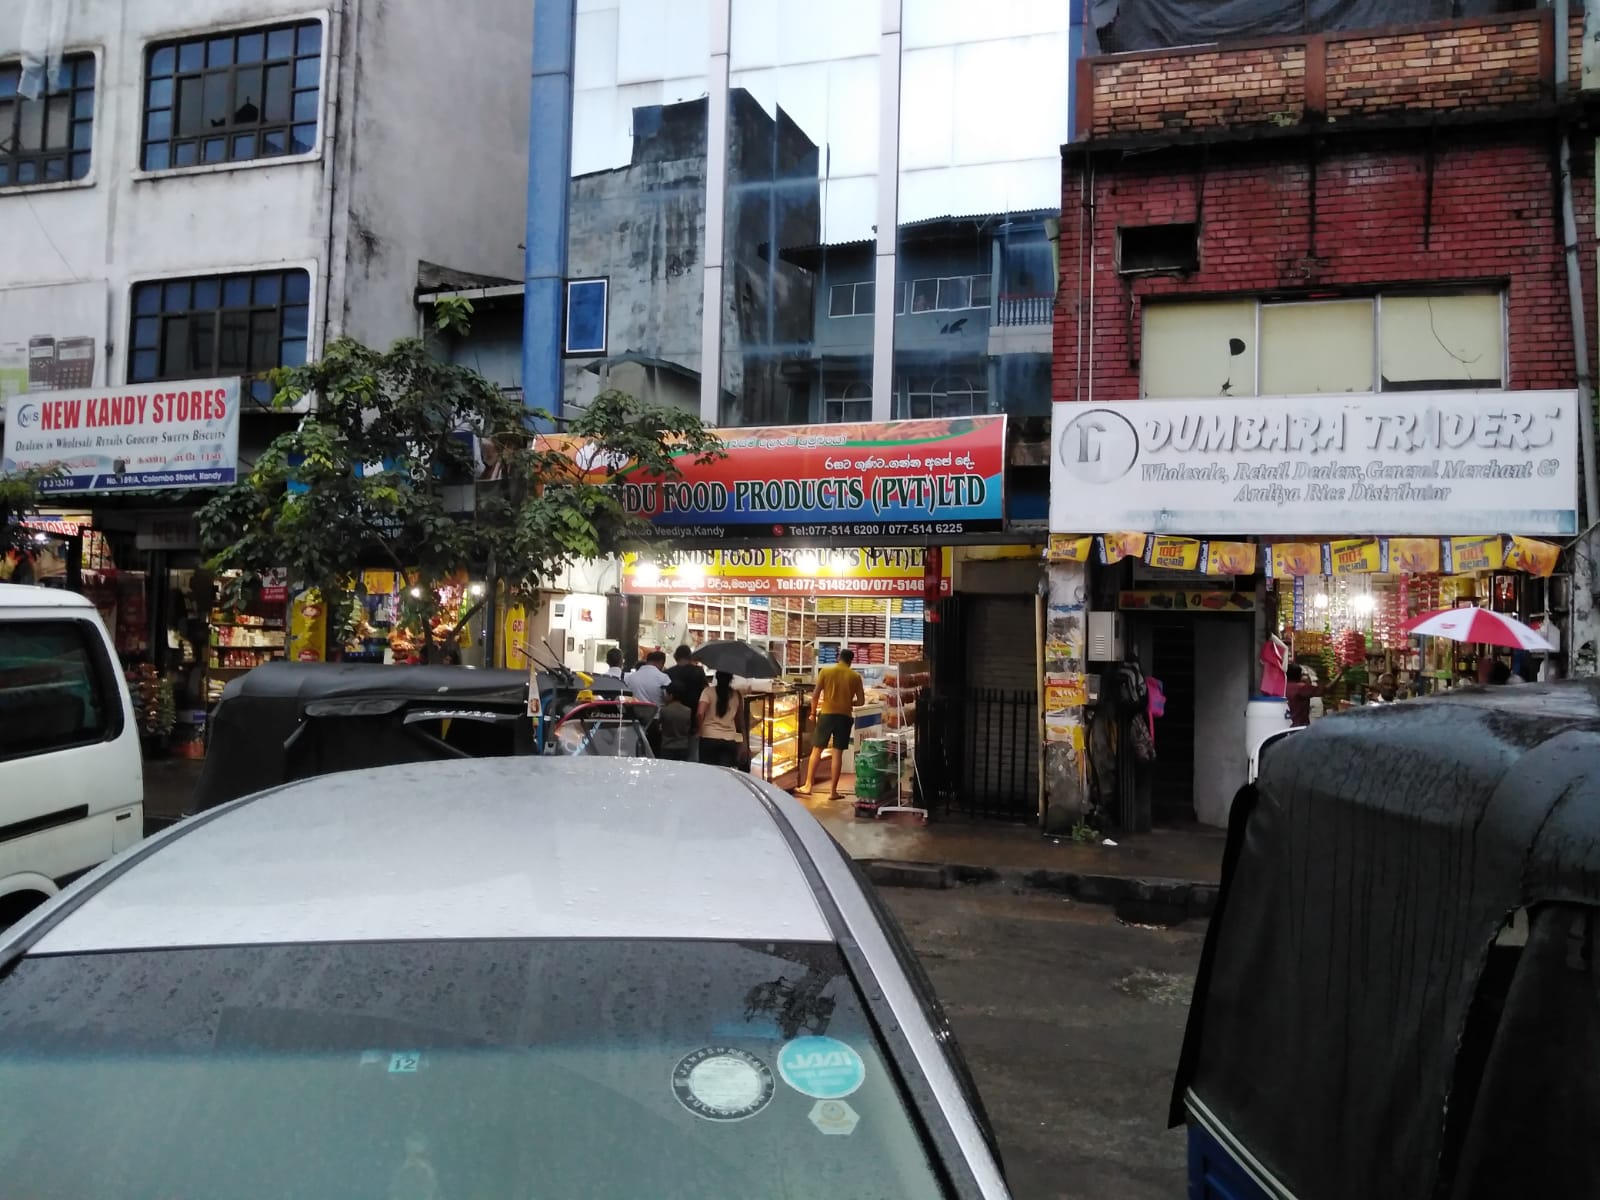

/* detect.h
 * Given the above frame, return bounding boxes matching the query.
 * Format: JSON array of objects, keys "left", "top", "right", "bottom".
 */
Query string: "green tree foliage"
[
  {"left": 198, "top": 302, "right": 720, "bottom": 657},
  {"left": 1, "top": 467, "right": 61, "bottom": 570}
]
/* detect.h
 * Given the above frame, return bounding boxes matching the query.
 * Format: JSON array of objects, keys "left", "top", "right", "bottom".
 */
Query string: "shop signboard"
[
  {"left": 3, "top": 378, "right": 241, "bottom": 493},
  {"left": 550, "top": 415, "right": 1006, "bottom": 538},
  {"left": 1050, "top": 390, "right": 1580, "bottom": 536},
  {"left": 621, "top": 548, "right": 952, "bottom": 597}
]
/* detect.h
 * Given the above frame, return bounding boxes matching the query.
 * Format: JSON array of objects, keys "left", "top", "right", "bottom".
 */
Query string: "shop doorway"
[
  {"left": 919, "top": 594, "right": 1038, "bottom": 821},
  {"left": 1144, "top": 618, "right": 1197, "bottom": 825},
  {"left": 1132, "top": 613, "right": 1252, "bottom": 827}
]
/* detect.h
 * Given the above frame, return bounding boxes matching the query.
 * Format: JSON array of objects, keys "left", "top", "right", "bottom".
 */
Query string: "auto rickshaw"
[
  {"left": 188, "top": 660, "right": 652, "bottom": 815},
  {"left": 1174, "top": 680, "right": 1600, "bottom": 1199}
]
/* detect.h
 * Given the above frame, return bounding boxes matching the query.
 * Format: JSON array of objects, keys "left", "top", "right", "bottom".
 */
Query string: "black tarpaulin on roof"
[
  {"left": 1093, "top": 0, "right": 1539, "bottom": 55},
  {"left": 1171, "top": 681, "right": 1600, "bottom": 1199}
]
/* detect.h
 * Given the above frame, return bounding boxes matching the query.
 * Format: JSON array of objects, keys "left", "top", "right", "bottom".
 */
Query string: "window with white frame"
[
  {"left": 140, "top": 21, "right": 323, "bottom": 171},
  {"left": 828, "top": 281, "right": 874, "bottom": 318},
  {"left": 901, "top": 375, "right": 987, "bottom": 419},
  {"left": 1140, "top": 291, "right": 1505, "bottom": 398},
  {"left": 908, "top": 275, "right": 992, "bottom": 314},
  {"left": 823, "top": 379, "right": 871, "bottom": 423}
]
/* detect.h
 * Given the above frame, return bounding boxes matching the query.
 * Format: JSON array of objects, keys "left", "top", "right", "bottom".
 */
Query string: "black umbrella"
[{"left": 693, "top": 639, "right": 783, "bottom": 679}]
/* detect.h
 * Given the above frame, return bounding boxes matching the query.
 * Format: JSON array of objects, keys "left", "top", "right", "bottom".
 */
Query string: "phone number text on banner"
[
  {"left": 550, "top": 416, "right": 1007, "bottom": 537},
  {"left": 3, "top": 379, "right": 242, "bottom": 494}
]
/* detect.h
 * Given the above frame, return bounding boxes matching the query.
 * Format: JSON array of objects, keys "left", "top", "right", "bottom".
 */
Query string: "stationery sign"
[
  {"left": 3, "top": 378, "right": 242, "bottom": 493},
  {"left": 547, "top": 415, "right": 1006, "bottom": 538},
  {"left": 1050, "top": 390, "right": 1579, "bottom": 536}
]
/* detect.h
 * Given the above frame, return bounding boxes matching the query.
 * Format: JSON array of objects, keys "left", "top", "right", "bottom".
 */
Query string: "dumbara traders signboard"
[
  {"left": 553, "top": 415, "right": 1006, "bottom": 538},
  {"left": 3, "top": 378, "right": 242, "bottom": 493},
  {"left": 1050, "top": 391, "right": 1579, "bottom": 537}
]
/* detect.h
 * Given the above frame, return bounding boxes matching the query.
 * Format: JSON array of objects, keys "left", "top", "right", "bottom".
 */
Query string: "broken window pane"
[
  {"left": 1380, "top": 293, "right": 1503, "bottom": 390},
  {"left": 1141, "top": 300, "right": 1258, "bottom": 398}
]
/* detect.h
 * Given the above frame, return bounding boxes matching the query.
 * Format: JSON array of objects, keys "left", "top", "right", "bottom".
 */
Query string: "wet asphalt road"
[{"left": 882, "top": 887, "right": 1204, "bottom": 1200}]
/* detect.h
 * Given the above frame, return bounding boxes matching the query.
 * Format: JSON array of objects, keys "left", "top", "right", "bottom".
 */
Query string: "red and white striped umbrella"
[{"left": 1399, "top": 606, "right": 1554, "bottom": 651}]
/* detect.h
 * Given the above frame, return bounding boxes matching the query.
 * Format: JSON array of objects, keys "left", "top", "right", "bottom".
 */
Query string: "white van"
[{"left": 0, "top": 585, "right": 143, "bottom": 921}]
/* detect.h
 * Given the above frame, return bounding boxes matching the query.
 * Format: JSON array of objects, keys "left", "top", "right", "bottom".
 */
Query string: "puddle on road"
[{"left": 1113, "top": 967, "right": 1194, "bottom": 1006}]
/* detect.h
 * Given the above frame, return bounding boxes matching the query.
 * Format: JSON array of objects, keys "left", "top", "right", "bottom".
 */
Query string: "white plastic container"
[{"left": 1245, "top": 695, "right": 1292, "bottom": 771}]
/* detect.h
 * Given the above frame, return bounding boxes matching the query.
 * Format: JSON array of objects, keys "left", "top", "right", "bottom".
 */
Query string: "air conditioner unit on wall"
[{"left": 1087, "top": 611, "right": 1124, "bottom": 662}]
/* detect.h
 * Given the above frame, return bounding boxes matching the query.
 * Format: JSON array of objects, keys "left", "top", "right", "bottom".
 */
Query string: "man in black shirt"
[{"left": 666, "top": 645, "right": 709, "bottom": 762}]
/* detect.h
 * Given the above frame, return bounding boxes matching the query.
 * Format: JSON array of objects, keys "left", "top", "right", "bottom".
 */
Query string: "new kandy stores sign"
[
  {"left": 1050, "top": 390, "right": 1579, "bottom": 537},
  {"left": 3, "top": 378, "right": 242, "bottom": 493},
  {"left": 553, "top": 415, "right": 1006, "bottom": 538}
]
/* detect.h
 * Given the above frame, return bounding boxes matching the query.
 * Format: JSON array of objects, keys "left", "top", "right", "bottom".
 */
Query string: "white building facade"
[{"left": 0, "top": 0, "right": 531, "bottom": 418}]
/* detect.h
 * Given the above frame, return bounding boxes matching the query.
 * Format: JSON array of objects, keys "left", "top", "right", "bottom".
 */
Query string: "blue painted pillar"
[
  {"left": 1067, "top": 0, "right": 1086, "bottom": 143},
  {"left": 523, "top": 0, "right": 577, "bottom": 426}
]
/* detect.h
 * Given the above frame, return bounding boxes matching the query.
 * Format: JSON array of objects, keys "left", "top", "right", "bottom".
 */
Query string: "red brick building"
[
  {"left": 1056, "top": 10, "right": 1596, "bottom": 403},
  {"left": 1047, "top": 9, "right": 1597, "bottom": 830}
]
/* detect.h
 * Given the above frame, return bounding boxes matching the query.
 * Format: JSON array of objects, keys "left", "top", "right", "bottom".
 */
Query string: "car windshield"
[{"left": 0, "top": 938, "right": 950, "bottom": 1199}]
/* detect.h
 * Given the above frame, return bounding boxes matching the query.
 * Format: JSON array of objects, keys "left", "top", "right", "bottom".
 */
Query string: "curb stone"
[{"left": 859, "top": 857, "right": 1217, "bottom": 920}]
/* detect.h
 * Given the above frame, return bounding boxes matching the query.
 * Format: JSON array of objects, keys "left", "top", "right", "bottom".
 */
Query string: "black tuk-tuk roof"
[
  {"left": 210, "top": 660, "right": 532, "bottom": 706},
  {"left": 1174, "top": 680, "right": 1600, "bottom": 1200},
  {"left": 189, "top": 662, "right": 535, "bottom": 813}
]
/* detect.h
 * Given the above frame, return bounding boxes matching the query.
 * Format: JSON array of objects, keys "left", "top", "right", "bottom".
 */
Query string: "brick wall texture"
[
  {"left": 1053, "top": 132, "right": 1598, "bottom": 403},
  {"left": 1091, "top": 46, "right": 1306, "bottom": 136},
  {"left": 1084, "top": 12, "right": 1577, "bottom": 137}
]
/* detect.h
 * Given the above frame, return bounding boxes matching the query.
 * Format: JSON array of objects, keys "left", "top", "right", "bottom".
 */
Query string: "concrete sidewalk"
[
  {"left": 799, "top": 794, "right": 1223, "bottom": 919},
  {"left": 139, "top": 756, "right": 1225, "bottom": 916}
]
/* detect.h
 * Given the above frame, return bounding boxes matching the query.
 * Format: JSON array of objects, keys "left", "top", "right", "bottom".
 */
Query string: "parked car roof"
[
  {"left": 34, "top": 758, "right": 833, "bottom": 955},
  {"left": 0, "top": 583, "right": 97, "bottom": 610}
]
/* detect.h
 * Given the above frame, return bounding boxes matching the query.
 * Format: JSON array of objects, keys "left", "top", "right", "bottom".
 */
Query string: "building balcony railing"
[
  {"left": 995, "top": 294, "right": 1055, "bottom": 327},
  {"left": 1075, "top": 9, "right": 1582, "bottom": 145}
]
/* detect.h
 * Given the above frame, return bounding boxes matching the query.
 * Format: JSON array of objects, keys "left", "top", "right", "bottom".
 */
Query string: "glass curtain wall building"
[{"left": 547, "top": 0, "right": 1071, "bottom": 443}]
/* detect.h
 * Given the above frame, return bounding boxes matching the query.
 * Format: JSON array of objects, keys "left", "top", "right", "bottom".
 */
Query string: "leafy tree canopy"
[
  {"left": 1, "top": 466, "right": 62, "bottom": 572},
  {"left": 198, "top": 301, "right": 721, "bottom": 654}
]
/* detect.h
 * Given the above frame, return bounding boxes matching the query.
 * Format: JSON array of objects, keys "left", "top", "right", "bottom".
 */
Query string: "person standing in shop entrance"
[
  {"left": 1285, "top": 663, "right": 1341, "bottom": 727},
  {"left": 667, "top": 645, "right": 709, "bottom": 761},
  {"left": 796, "top": 649, "right": 865, "bottom": 799},
  {"left": 696, "top": 671, "right": 747, "bottom": 768}
]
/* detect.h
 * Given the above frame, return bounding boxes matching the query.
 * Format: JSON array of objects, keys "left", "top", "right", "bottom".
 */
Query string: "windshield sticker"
[
  {"left": 672, "top": 1047, "right": 775, "bottom": 1122},
  {"left": 808, "top": 1100, "right": 860, "bottom": 1136},
  {"left": 388, "top": 1051, "right": 422, "bottom": 1073},
  {"left": 777, "top": 1036, "right": 866, "bottom": 1099}
]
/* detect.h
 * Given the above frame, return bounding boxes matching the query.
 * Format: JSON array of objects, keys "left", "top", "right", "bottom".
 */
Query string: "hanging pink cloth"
[
  {"left": 1259, "top": 636, "right": 1288, "bottom": 697},
  {"left": 1146, "top": 677, "right": 1166, "bottom": 747}
]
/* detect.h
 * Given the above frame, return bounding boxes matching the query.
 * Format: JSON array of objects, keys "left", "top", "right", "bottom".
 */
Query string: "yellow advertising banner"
[
  {"left": 1044, "top": 673, "right": 1088, "bottom": 712},
  {"left": 1449, "top": 535, "right": 1505, "bottom": 574},
  {"left": 287, "top": 590, "right": 327, "bottom": 663},
  {"left": 1145, "top": 536, "right": 1203, "bottom": 572},
  {"left": 1202, "top": 541, "right": 1257, "bottom": 576},
  {"left": 621, "top": 548, "right": 952, "bottom": 598},
  {"left": 1385, "top": 538, "right": 1441, "bottom": 575},
  {"left": 1268, "top": 543, "right": 1320, "bottom": 578},
  {"left": 1100, "top": 533, "right": 1148, "bottom": 565},
  {"left": 1047, "top": 534, "right": 1095, "bottom": 563},
  {"left": 501, "top": 602, "right": 531, "bottom": 670},
  {"left": 361, "top": 570, "right": 399, "bottom": 597},
  {"left": 1505, "top": 535, "right": 1561, "bottom": 577},
  {"left": 1044, "top": 713, "right": 1087, "bottom": 748},
  {"left": 1327, "top": 537, "right": 1382, "bottom": 575}
]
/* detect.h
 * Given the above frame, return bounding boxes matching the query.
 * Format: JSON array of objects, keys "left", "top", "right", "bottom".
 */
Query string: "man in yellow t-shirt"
[{"left": 796, "top": 649, "right": 865, "bottom": 800}]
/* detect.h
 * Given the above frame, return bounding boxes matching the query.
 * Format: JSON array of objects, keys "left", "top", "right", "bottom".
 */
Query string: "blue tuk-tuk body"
[{"left": 1174, "top": 681, "right": 1600, "bottom": 1200}]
